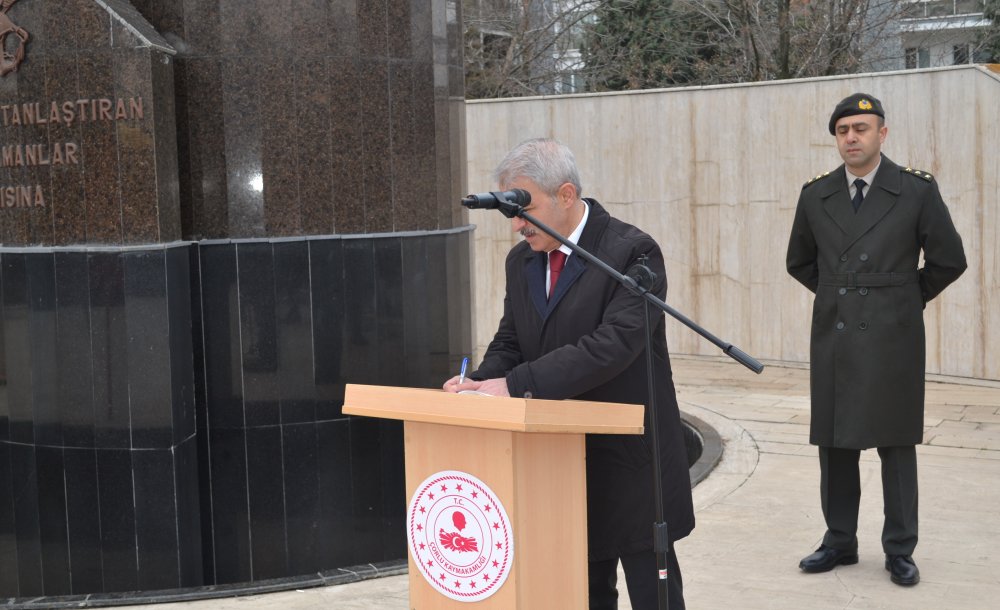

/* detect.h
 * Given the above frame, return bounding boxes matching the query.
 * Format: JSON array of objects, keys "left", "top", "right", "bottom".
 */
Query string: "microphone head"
[
  {"left": 460, "top": 189, "right": 531, "bottom": 210},
  {"left": 508, "top": 189, "right": 531, "bottom": 206}
]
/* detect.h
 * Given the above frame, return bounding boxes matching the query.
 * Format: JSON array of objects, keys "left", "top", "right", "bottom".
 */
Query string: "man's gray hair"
[{"left": 494, "top": 138, "right": 583, "bottom": 198}]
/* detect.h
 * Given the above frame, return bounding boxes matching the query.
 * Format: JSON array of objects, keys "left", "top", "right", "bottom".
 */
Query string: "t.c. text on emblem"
[{"left": 407, "top": 470, "right": 514, "bottom": 603}]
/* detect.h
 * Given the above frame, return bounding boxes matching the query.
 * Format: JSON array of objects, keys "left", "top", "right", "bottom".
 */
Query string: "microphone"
[{"left": 461, "top": 189, "right": 531, "bottom": 210}]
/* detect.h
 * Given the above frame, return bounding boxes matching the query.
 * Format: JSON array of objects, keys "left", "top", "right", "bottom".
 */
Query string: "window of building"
[
  {"left": 905, "top": 48, "right": 932, "bottom": 69},
  {"left": 973, "top": 46, "right": 995, "bottom": 63},
  {"left": 954, "top": 44, "right": 970, "bottom": 64}
]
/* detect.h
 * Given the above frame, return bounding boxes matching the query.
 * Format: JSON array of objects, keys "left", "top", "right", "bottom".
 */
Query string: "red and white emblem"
[{"left": 407, "top": 470, "right": 513, "bottom": 602}]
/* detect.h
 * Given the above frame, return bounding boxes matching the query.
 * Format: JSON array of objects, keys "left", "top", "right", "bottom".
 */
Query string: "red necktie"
[{"left": 548, "top": 250, "right": 567, "bottom": 298}]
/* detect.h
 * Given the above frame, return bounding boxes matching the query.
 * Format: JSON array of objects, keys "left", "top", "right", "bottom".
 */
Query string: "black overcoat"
[
  {"left": 786, "top": 155, "right": 967, "bottom": 449},
  {"left": 472, "top": 199, "right": 695, "bottom": 561}
]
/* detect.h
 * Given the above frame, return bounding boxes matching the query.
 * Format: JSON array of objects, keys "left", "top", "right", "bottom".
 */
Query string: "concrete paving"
[{"left": 114, "top": 356, "right": 1000, "bottom": 609}]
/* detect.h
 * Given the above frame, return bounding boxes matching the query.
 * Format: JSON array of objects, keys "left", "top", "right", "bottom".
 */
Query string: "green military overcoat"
[{"left": 786, "top": 155, "right": 967, "bottom": 449}]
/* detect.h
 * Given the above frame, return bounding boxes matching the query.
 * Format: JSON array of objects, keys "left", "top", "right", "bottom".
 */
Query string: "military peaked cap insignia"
[
  {"left": 829, "top": 92, "right": 885, "bottom": 134},
  {"left": 903, "top": 167, "right": 933, "bottom": 181},
  {"left": 803, "top": 171, "right": 832, "bottom": 188}
]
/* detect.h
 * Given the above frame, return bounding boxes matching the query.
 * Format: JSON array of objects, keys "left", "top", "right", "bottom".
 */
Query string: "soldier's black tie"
[{"left": 851, "top": 178, "right": 866, "bottom": 213}]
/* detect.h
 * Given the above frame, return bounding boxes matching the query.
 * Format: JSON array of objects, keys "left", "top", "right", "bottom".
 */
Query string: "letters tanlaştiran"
[{"left": 0, "top": 97, "right": 145, "bottom": 210}]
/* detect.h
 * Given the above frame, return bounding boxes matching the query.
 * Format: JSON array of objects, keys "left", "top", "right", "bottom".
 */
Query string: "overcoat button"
[
  {"left": 860, "top": 253, "right": 869, "bottom": 262},
  {"left": 840, "top": 255, "right": 848, "bottom": 262},
  {"left": 838, "top": 288, "right": 847, "bottom": 295},
  {"left": 859, "top": 287, "right": 869, "bottom": 296},
  {"left": 836, "top": 321, "right": 845, "bottom": 330},
  {"left": 859, "top": 322, "right": 869, "bottom": 330}
]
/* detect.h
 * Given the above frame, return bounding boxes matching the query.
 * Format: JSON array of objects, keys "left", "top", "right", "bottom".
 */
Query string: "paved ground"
[{"left": 116, "top": 356, "right": 1000, "bottom": 609}]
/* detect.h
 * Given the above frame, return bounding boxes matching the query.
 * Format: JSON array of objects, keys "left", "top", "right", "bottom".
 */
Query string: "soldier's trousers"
[{"left": 819, "top": 445, "right": 918, "bottom": 556}]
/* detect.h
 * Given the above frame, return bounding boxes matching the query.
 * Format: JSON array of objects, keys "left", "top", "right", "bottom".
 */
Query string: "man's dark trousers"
[
  {"left": 588, "top": 545, "right": 684, "bottom": 610},
  {"left": 820, "top": 446, "right": 918, "bottom": 555}
]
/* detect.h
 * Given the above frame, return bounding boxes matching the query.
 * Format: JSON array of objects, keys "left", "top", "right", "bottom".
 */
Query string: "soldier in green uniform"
[{"left": 786, "top": 93, "right": 967, "bottom": 586}]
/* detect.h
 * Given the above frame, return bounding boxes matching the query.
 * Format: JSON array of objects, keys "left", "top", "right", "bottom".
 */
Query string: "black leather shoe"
[
  {"left": 799, "top": 545, "right": 859, "bottom": 573},
  {"left": 885, "top": 554, "right": 920, "bottom": 586}
]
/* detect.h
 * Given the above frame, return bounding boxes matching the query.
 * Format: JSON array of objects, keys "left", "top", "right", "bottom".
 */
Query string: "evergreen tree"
[{"left": 583, "top": 0, "right": 719, "bottom": 90}]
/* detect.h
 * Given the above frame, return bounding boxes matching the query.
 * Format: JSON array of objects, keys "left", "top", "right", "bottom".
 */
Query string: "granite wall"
[
  {"left": 0, "top": 0, "right": 470, "bottom": 599},
  {"left": 129, "top": 0, "right": 467, "bottom": 238}
]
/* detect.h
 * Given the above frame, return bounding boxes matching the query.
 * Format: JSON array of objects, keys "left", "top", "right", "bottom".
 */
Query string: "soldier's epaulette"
[
  {"left": 803, "top": 171, "right": 832, "bottom": 189},
  {"left": 903, "top": 167, "right": 933, "bottom": 182}
]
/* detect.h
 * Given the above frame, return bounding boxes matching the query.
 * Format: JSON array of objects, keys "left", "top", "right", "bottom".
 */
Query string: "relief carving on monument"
[{"left": 0, "top": 0, "right": 28, "bottom": 77}]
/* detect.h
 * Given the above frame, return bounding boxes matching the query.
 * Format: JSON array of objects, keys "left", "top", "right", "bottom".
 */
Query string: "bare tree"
[
  {"left": 464, "top": 0, "right": 600, "bottom": 98},
  {"left": 972, "top": 0, "right": 1000, "bottom": 62},
  {"left": 465, "top": 0, "right": 998, "bottom": 97},
  {"left": 671, "top": 0, "right": 915, "bottom": 82}
]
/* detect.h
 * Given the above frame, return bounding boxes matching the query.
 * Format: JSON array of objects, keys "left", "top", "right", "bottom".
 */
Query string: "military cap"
[{"left": 828, "top": 93, "right": 885, "bottom": 135}]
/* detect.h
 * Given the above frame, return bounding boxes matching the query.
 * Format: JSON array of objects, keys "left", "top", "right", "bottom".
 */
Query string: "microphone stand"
[{"left": 469, "top": 192, "right": 764, "bottom": 610}]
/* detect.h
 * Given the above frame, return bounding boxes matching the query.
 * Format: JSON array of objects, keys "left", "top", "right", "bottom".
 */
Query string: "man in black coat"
[
  {"left": 444, "top": 138, "right": 695, "bottom": 609},
  {"left": 786, "top": 93, "right": 966, "bottom": 587}
]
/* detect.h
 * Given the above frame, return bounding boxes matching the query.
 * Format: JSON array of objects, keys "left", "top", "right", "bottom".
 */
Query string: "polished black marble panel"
[
  {"left": 133, "top": 449, "right": 180, "bottom": 590},
  {"left": 316, "top": 419, "right": 353, "bottom": 569},
  {"left": 175, "top": 437, "right": 204, "bottom": 587},
  {"left": 400, "top": 238, "right": 430, "bottom": 387},
  {"left": 236, "top": 243, "right": 279, "bottom": 427},
  {"left": 89, "top": 253, "right": 131, "bottom": 449},
  {"left": 425, "top": 235, "right": 453, "bottom": 380},
  {"left": 246, "top": 426, "right": 287, "bottom": 580},
  {"left": 308, "top": 239, "right": 345, "bottom": 420},
  {"left": 0, "top": 268, "right": 7, "bottom": 444},
  {"left": 0, "top": 443, "right": 17, "bottom": 595},
  {"left": 97, "top": 449, "right": 139, "bottom": 592},
  {"left": 166, "top": 246, "right": 197, "bottom": 444},
  {"left": 192, "top": 231, "right": 472, "bottom": 582},
  {"left": 26, "top": 256, "right": 59, "bottom": 447},
  {"left": 125, "top": 251, "right": 173, "bottom": 449},
  {"left": 54, "top": 253, "right": 95, "bottom": 449},
  {"left": 446, "top": 231, "right": 475, "bottom": 373},
  {"left": 199, "top": 245, "right": 243, "bottom": 430},
  {"left": 10, "top": 443, "right": 42, "bottom": 596},
  {"left": 2, "top": 255, "right": 33, "bottom": 445},
  {"left": 273, "top": 241, "right": 316, "bottom": 425},
  {"left": 282, "top": 422, "right": 320, "bottom": 575},
  {"left": 342, "top": 240, "right": 377, "bottom": 386},
  {"left": 36, "top": 447, "right": 70, "bottom": 596},
  {"left": 347, "top": 417, "right": 383, "bottom": 560},
  {"left": 64, "top": 448, "right": 102, "bottom": 595},
  {"left": 374, "top": 239, "right": 405, "bottom": 385},
  {"left": 0, "top": 245, "right": 210, "bottom": 599},
  {"left": 378, "top": 420, "right": 405, "bottom": 558},
  {"left": 0, "top": 227, "right": 474, "bottom": 598},
  {"left": 207, "top": 426, "right": 251, "bottom": 584}
]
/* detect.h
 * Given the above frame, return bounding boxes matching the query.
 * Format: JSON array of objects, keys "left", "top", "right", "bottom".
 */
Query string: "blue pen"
[{"left": 459, "top": 357, "right": 469, "bottom": 384}]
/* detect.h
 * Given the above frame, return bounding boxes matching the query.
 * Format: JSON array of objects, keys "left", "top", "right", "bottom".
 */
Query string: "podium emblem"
[{"left": 407, "top": 470, "right": 513, "bottom": 602}]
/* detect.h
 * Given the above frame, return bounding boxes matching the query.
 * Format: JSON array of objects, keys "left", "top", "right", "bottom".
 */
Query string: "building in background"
[{"left": 900, "top": 0, "right": 994, "bottom": 67}]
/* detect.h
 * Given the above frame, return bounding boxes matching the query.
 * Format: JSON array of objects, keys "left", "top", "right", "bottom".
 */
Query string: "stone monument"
[{"left": 0, "top": 0, "right": 469, "bottom": 600}]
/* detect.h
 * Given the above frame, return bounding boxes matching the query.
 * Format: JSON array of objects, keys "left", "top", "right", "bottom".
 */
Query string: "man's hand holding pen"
[{"left": 441, "top": 357, "right": 510, "bottom": 396}]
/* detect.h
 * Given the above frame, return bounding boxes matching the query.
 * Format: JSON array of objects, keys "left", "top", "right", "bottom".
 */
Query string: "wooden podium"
[{"left": 343, "top": 384, "right": 643, "bottom": 608}]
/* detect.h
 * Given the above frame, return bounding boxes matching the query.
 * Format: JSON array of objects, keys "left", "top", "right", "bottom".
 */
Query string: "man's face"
[
  {"left": 507, "top": 177, "right": 576, "bottom": 253},
  {"left": 835, "top": 114, "right": 887, "bottom": 175}
]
